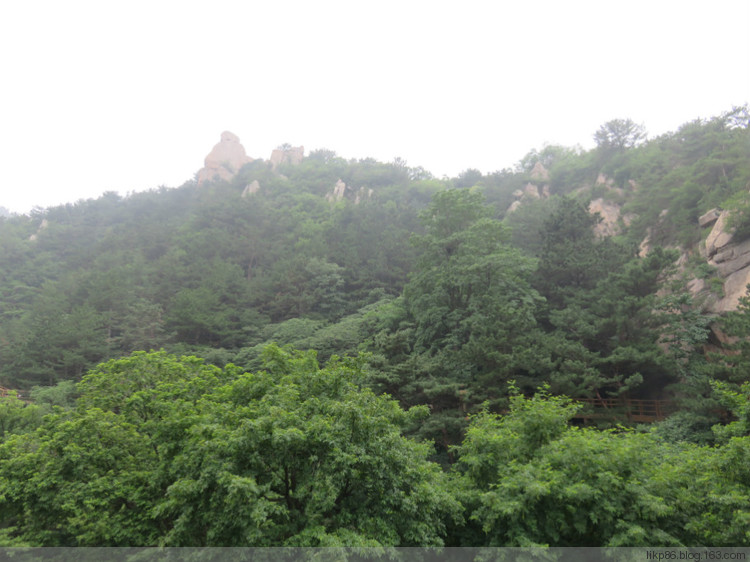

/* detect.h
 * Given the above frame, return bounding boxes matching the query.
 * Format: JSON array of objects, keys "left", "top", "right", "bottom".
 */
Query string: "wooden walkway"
[{"left": 573, "top": 398, "right": 674, "bottom": 423}]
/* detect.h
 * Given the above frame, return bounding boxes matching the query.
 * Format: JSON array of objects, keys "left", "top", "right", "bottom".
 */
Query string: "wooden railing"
[{"left": 573, "top": 398, "right": 675, "bottom": 423}]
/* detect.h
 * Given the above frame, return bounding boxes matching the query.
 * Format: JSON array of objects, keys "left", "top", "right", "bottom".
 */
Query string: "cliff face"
[
  {"left": 593, "top": 199, "right": 750, "bottom": 316},
  {"left": 505, "top": 164, "right": 749, "bottom": 318},
  {"left": 589, "top": 197, "right": 634, "bottom": 238},
  {"left": 693, "top": 209, "right": 750, "bottom": 314}
]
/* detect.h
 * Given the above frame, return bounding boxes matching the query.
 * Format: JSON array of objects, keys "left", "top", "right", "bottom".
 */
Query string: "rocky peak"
[
  {"left": 270, "top": 145, "right": 304, "bottom": 169},
  {"left": 196, "top": 131, "right": 254, "bottom": 185},
  {"left": 530, "top": 161, "right": 550, "bottom": 182}
]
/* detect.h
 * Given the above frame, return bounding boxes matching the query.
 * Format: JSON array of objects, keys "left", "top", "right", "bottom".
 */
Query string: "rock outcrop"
[
  {"left": 505, "top": 163, "right": 551, "bottom": 214},
  {"left": 242, "top": 180, "right": 261, "bottom": 198},
  {"left": 704, "top": 210, "right": 734, "bottom": 258},
  {"left": 197, "top": 131, "right": 254, "bottom": 185},
  {"left": 589, "top": 198, "right": 634, "bottom": 238},
  {"left": 699, "top": 208, "right": 721, "bottom": 228},
  {"left": 354, "top": 187, "right": 373, "bottom": 205},
  {"left": 28, "top": 219, "right": 48, "bottom": 241},
  {"left": 327, "top": 179, "right": 348, "bottom": 202},
  {"left": 639, "top": 210, "right": 669, "bottom": 257},
  {"left": 325, "top": 179, "right": 373, "bottom": 204},
  {"left": 523, "top": 183, "right": 541, "bottom": 199},
  {"left": 698, "top": 209, "right": 750, "bottom": 313},
  {"left": 595, "top": 173, "right": 615, "bottom": 188},
  {"left": 270, "top": 146, "right": 304, "bottom": 169},
  {"left": 506, "top": 200, "right": 522, "bottom": 214},
  {"left": 530, "top": 161, "right": 550, "bottom": 182}
]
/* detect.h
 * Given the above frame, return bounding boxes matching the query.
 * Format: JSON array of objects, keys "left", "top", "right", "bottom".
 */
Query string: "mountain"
[
  {"left": 2, "top": 107, "right": 750, "bottom": 547},
  {"left": 0, "top": 106, "right": 747, "bottom": 435}
]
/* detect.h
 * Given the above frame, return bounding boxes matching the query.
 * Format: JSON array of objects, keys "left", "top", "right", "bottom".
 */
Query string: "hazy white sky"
[{"left": 1, "top": 0, "right": 748, "bottom": 214}]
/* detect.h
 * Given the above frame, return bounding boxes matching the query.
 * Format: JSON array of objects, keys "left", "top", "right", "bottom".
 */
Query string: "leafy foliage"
[
  {"left": 367, "top": 189, "right": 545, "bottom": 452},
  {"left": 0, "top": 349, "right": 459, "bottom": 546},
  {"left": 454, "top": 386, "right": 750, "bottom": 546},
  {"left": 594, "top": 119, "right": 647, "bottom": 151},
  {"left": 0, "top": 107, "right": 748, "bottom": 546}
]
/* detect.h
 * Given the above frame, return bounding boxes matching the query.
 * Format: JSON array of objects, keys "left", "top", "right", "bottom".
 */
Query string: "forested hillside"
[{"left": 0, "top": 107, "right": 748, "bottom": 547}]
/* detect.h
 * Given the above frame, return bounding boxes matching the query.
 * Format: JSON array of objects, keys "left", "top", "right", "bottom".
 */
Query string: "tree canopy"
[
  {"left": 0, "top": 107, "right": 748, "bottom": 546},
  {"left": 0, "top": 349, "right": 459, "bottom": 546}
]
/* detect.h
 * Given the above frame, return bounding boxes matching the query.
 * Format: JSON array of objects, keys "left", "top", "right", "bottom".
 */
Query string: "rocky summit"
[{"left": 196, "top": 131, "right": 254, "bottom": 185}]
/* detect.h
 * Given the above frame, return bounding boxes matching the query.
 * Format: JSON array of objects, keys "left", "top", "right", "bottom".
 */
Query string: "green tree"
[
  {"left": 0, "top": 348, "right": 459, "bottom": 546},
  {"left": 0, "top": 393, "right": 42, "bottom": 442},
  {"left": 535, "top": 197, "right": 614, "bottom": 308},
  {"left": 370, "top": 189, "right": 546, "bottom": 453},
  {"left": 4, "top": 282, "right": 110, "bottom": 387},
  {"left": 166, "top": 259, "right": 256, "bottom": 347},
  {"left": 504, "top": 196, "right": 559, "bottom": 257},
  {"left": 0, "top": 408, "right": 163, "bottom": 546},
  {"left": 534, "top": 198, "right": 677, "bottom": 400},
  {"left": 453, "top": 385, "right": 750, "bottom": 546},
  {"left": 715, "top": 289, "right": 750, "bottom": 385},
  {"left": 594, "top": 118, "right": 647, "bottom": 151},
  {"left": 156, "top": 346, "right": 459, "bottom": 546},
  {"left": 453, "top": 169, "right": 483, "bottom": 188},
  {"left": 407, "top": 191, "right": 542, "bottom": 377}
]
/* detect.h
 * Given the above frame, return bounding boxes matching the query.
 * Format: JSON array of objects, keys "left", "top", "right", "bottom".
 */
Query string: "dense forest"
[{"left": 0, "top": 107, "right": 748, "bottom": 547}]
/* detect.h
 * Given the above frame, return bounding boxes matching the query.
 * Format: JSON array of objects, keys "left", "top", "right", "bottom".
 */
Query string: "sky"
[{"left": 1, "top": 0, "right": 748, "bottom": 214}]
